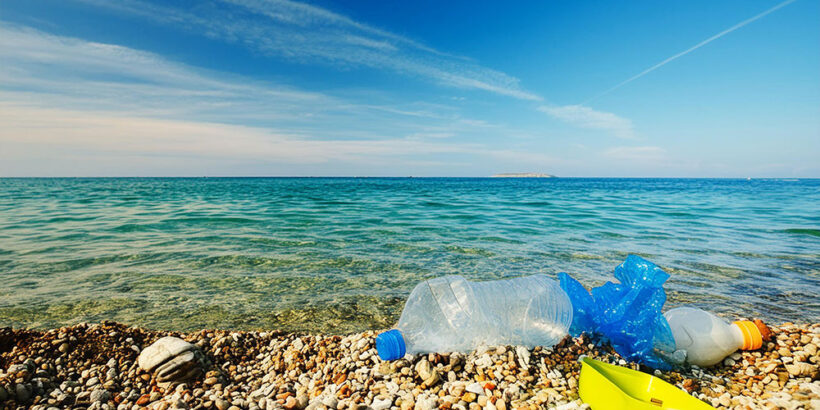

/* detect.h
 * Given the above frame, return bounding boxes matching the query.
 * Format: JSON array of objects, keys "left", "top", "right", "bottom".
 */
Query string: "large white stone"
[{"left": 138, "top": 336, "right": 196, "bottom": 372}]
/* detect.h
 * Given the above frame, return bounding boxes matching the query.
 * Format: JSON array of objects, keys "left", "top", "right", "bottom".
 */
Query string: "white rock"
[
  {"left": 515, "top": 346, "right": 531, "bottom": 370},
  {"left": 465, "top": 383, "right": 484, "bottom": 395},
  {"left": 138, "top": 337, "right": 196, "bottom": 372},
  {"left": 371, "top": 397, "right": 392, "bottom": 410},
  {"left": 413, "top": 397, "right": 437, "bottom": 410},
  {"left": 90, "top": 389, "right": 111, "bottom": 403}
]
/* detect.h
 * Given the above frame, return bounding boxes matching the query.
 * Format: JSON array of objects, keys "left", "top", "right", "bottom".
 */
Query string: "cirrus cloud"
[{"left": 538, "top": 104, "right": 635, "bottom": 139}]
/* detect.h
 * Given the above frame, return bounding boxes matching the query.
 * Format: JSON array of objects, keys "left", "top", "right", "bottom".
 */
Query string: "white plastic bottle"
[
  {"left": 376, "top": 275, "right": 573, "bottom": 360},
  {"left": 663, "top": 307, "right": 766, "bottom": 367}
]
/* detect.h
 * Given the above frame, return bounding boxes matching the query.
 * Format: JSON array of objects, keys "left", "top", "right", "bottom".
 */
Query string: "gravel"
[{"left": 0, "top": 321, "right": 817, "bottom": 409}]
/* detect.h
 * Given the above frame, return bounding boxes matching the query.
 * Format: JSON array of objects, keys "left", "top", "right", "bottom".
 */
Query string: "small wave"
[
  {"left": 783, "top": 228, "right": 820, "bottom": 237},
  {"left": 163, "top": 216, "right": 262, "bottom": 225},
  {"left": 478, "top": 236, "right": 525, "bottom": 244},
  {"left": 444, "top": 245, "right": 496, "bottom": 257},
  {"left": 112, "top": 223, "right": 150, "bottom": 232}
]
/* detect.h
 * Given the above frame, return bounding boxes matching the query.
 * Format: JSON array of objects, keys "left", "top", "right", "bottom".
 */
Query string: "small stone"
[
  {"left": 204, "top": 377, "right": 218, "bottom": 385},
  {"left": 86, "top": 377, "right": 100, "bottom": 387},
  {"left": 296, "top": 394, "right": 309, "bottom": 409},
  {"left": 718, "top": 393, "right": 731, "bottom": 407},
  {"left": 282, "top": 396, "right": 298, "bottom": 410},
  {"left": 414, "top": 397, "right": 436, "bottom": 410},
  {"left": 215, "top": 398, "right": 231, "bottom": 410},
  {"left": 785, "top": 362, "right": 818, "bottom": 378},
  {"left": 414, "top": 359, "right": 440, "bottom": 387},
  {"left": 515, "top": 346, "right": 530, "bottom": 369},
  {"left": 15, "top": 384, "right": 30, "bottom": 402},
  {"left": 465, "top": 383, "right": 483, "bottom": 395},
  {"left": 323, "top": 396, "right": 339, "bottom": 409},
  {"left": 722, "top": 358, "right": 735, "bottom": 367},
  {"left": 371, "top": 397, "right": 391, "bottom": 410},
  {"left": 90, "top": 389, "right": 111, "bottom": 403},
  {"left": 376, "top": 362, "right": 393, "bottom": 376},
  {"left": 462, "top": 392, "right": 476, "bottom": 403},
  {"left": 136, "top": 394, "right": 150, "bottom": 405}
]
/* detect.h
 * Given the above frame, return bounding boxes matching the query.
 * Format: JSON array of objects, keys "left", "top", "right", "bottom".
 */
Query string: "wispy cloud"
[
  {"left": 585, "top": 0, "right": 798, "bottom": 102},
  {"left": 0, "top": 25, "right": 508, "bottom": 137},
  {"left": 73, "top": 0, "right": 541, "bottom": 100},
  {"left": 538, "top": 105, "right": 635, "bottom": 139},
  {"left": 0, "top": 103, "right": 560, "bottom": 176},
  {"left": 0, "top": 104, "right": 479, "bottom": 163},
  {"left": 603, "top": 146, "right": 667, "bottom": 161},
  {"left": 0, "top": 25, "right": 552, "bottom": 176}
]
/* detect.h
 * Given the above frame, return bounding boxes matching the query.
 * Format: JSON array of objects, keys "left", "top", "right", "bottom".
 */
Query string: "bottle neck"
[
  {"left": 729, "top": 323, "right": 746, "bottom": 350},
  {"left": 731, "top": 321, "right": 763, "bottom": 350}
]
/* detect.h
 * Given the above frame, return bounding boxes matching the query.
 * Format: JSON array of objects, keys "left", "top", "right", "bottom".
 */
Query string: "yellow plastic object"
[{"left": 578, "top": 357, "right": 714, "bottom": 409}]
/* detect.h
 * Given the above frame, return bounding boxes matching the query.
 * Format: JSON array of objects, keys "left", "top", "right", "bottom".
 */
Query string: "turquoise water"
[{"left": 0, "top": 178, "right": 818, "bottom": 333}]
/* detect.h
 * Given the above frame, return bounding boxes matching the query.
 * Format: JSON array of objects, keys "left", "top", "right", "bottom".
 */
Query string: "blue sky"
[{"left": 1, "top": 0, "right": 818, "bottom": 177}]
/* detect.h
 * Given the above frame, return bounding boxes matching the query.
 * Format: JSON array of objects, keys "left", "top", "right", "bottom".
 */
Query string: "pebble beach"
[{"left": 1, "top": 321, "right": 817, "bottom": 410}]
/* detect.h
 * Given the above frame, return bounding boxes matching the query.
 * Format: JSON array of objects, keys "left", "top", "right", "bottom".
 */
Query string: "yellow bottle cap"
[{"left": 733, "top": 320, "right": 763, "bottom": 350}]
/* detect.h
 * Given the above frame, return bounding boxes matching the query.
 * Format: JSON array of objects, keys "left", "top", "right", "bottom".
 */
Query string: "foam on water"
[{"left": 0, "top": 177, "right": 818, "bottom": 332}]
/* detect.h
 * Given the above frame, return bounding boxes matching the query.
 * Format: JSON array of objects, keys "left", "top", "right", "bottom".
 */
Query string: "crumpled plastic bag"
[{"left": 558, "top": 255, "right": 678, "bottom": 369}]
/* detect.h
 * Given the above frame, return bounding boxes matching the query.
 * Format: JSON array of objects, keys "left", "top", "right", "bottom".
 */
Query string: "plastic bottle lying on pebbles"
[{"left": 376, "top": 274, "right": 573, "bottom": 360}]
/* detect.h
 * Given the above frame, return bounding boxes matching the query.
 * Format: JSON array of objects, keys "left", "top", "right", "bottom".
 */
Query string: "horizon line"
[{"left": 1, "top": 176, "right": 816, "bottom": 179}]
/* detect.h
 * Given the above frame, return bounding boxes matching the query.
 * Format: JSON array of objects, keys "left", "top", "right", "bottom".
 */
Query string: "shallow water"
[{"left": 0, "top": 178, "right": 818, "bottom": 333}]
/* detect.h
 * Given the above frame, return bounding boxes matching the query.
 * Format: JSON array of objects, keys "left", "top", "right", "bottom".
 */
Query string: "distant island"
[{"left": 491, "top": 173, "right": 555, "bottom": 178}]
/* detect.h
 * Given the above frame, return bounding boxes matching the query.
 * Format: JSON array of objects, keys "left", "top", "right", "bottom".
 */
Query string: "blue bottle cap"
[{"left": 376, "top": 329, "right": 406, "bottom": 361}]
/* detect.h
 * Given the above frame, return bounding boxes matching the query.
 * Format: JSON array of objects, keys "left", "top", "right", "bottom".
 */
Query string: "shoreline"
[{"left": 0, "top": 322, "right": 817, "bottom": 410}]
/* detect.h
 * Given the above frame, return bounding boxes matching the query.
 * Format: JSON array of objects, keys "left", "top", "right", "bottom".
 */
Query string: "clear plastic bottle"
[
  {"left": 663, "top": 307, "right": 767, "bottom": 367},
  {"left": 376, "top": 275, "right": 573, "bottom": 360}
]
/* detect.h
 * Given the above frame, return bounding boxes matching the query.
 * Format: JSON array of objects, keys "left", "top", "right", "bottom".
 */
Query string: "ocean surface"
[{"left": 0, "top": 178, "right": 818, "bottom": 333}]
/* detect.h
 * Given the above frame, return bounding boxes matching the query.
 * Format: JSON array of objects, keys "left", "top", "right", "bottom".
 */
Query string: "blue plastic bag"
[{"left": 559, "top": 255, "right": 677, "bottom": 369}]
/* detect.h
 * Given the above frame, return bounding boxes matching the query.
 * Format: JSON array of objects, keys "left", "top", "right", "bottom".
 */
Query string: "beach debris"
[
  {"left": 665, "top": 307, "right": 772, "bottom": 367},
  {"left": 559, "top": 255, "right": 677, "bottom": 369},
  {"left": 377, "top": 274, "right": 571, "bottom": 361},
  {"left": 138, "top": 336, "right": 205, "bottom": 382}
]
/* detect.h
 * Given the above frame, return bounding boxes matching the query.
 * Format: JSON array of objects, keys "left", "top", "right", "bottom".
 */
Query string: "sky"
[{"left": 0, "top": 0, "right": 818, "bottom": 177}]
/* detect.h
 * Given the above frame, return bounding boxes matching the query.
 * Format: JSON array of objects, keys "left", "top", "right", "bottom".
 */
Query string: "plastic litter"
[
  {"left": 578, "top": 356, "right": 714, "bottom": 409},
  {"left": 664, "top": 307, "right": 770, "bottom": 367},
  {"left": 559, "top": 255, "right": 678, "bottom": 369},
  {"left": 376, "top": 274, "right": 573, "bottom": 361}
]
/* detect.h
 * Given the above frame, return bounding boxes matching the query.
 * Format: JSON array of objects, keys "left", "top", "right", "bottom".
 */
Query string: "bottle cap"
[
  {"left": 733, "top": 320, "right": 763, "bottom": 350},
  {"left": 376, "top": 329, "right": 406, "bottom": 361}
]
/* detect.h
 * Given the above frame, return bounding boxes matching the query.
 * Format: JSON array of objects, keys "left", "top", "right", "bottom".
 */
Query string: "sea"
[{"left": 0, "top": 177, "right": 818, "bottom": 333}]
